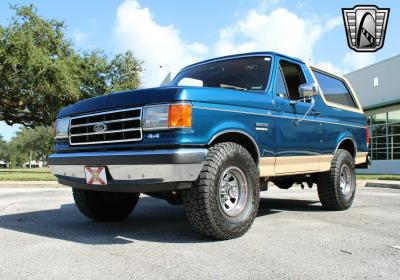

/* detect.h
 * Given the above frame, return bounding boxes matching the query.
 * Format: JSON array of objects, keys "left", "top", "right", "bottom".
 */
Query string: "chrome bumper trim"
[
  {"left": 49, "top": 163, "right": 203, "bottom": 183},
  {"left": 48, "top": 148, "right": 207, "bottom": 184}
]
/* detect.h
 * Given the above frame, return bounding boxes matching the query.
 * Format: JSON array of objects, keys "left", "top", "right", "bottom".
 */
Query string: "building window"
[
  {"left": 388, "top": 110, "right": 400, "bottom": 160},
  {"left": 369, "top": 109, "right": 400, "bottom": 160},
  {"left": 373, "top": 77, "right": 379, "bottom": 87}
]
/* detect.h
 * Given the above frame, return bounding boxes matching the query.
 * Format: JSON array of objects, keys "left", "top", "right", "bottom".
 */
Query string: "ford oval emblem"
[{"left": 93, "top": 122, "right": 107, "bottom": 132}]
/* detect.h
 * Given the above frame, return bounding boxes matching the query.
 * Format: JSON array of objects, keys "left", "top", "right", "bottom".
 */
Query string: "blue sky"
[{"left": 0, "top": 0, "right": 399, "bottom": 141}]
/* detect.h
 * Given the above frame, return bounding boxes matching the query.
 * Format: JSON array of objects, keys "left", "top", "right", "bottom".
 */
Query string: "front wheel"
[
  {"left": 182, "top": 142, "right": 260, "bottom": 240},
  {"left": 73, "top": 189, "right": 139, "bottom": 222},
  {"left": 317, "top": 149, "right": 356, "bottom": 210}
]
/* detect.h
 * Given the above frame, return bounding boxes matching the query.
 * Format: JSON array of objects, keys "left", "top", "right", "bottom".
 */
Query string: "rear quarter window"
[{"left": 312, "top": 70, "right": 358, "bottom": 108}]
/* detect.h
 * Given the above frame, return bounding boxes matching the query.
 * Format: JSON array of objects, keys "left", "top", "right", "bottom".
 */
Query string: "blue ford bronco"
[{"left": 49, "top": 52, "right": 369, "bottom": 240}]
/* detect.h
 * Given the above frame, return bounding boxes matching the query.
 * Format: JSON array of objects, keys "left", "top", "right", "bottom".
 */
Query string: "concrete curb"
[
  {"left": 365, "top": 180, "right": 400, "bottom": 190},
  {"left": 0, "top": 181, "right": 66, "bottom": 188},
  {"left": 357, "top": 180, "right": 367, "bottom": 187}
]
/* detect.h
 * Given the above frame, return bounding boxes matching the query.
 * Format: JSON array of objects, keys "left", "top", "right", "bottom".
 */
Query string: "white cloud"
[
  {"left": 313, "top": 52, "right": 378, "bottom": 75},
  {"left": 73, "top": 30, "right": 89, "bottom": 46},
  {"left": 113, "top": 0, "right": 208, "bottom": 87},
  {"left": 187, "top": 42, "right": 209, "bottom": 56},
  {"left": 112, "top": 1, "right": 344, "bottom": 86},
  {"left": 313, "top": 61, "right": 345, "bottom": 75},
  {"left": 342, "top": 52, "right": 377, "bottom": 72},
  {"left": 324, "top": 17, "right": 342, "bottom": 31},
  {"left": 73, "top": 21, "right": 97, "bottom": 50},
  {"left": 214, "top": 8, "right": 341, "bottom": 61}
]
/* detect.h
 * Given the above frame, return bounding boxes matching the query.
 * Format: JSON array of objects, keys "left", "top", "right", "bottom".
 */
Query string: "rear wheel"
[
  {"left": 72, "top": 189, "right": 139, "bottom": 222},
  {"left": 182, "top": 142, "right": 260, "bottom": 240},
  {"left": 317, "top": 149, "right": 356, "bottom": 210}
]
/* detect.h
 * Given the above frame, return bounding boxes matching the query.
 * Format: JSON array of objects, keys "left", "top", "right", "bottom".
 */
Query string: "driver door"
[{"left": 273, "top": 59, "right": 322, "bottom": 174}]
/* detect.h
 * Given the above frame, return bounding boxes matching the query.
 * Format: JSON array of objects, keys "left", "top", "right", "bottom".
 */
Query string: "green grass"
[
  {"left": 0, "top": 168, "right": 57, "bottom": 181},
  {"left": 356, "top": 174, "right": 400, "bottom": 181}
]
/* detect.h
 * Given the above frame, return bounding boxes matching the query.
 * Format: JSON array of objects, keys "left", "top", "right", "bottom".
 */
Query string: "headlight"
[
  {"left": 54, "top": 117, "right": 70, "bottom": 139},
  {"left": 143, "top": 103, "right": 192, "bottom": 130}
]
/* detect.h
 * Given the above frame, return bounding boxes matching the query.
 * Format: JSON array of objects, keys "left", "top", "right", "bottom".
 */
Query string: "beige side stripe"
[
  {"left": 259, "top": 153, "right": 367, "bottom": 177},
  {"left": 355, "top": 152, "right": 368, "bottom": 165}
]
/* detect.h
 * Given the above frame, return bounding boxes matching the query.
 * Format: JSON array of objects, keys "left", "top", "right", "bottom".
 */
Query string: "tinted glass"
[
  {"left": 371, "top": 113, "right": 387, "bottom": 137},
  {"left": 372, "top": 150, "right": 387, "bottom": 160},
  {"left": 280, "top": 61, "right": 305, "bottom": 100},
  {"left": 313, "top": 70, "right": 357, "bottom": 108},
  {"left": 389, "top": 123, "right": 400, "bottom": 135},
  {"left": 388, "top": 110, "right": 400, "bottom": 123},
  {"left": 372, "top": 113, "right": 387, "bottom": 125},
  {"left": 173, "top": 56, "right": 272, "bottom": 91},
  {"left": 274, "top": 68, "right": 288, "bottom": 98}
]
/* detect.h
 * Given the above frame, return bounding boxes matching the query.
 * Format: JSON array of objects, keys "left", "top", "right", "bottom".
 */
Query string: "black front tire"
[
  {"left": 182, "top": 142, "right": 260, "bottom": 240},
  {"left": 73, "top": 189, "right": 139, "bottom": 222},
  {"left": 317, "top": 149, "right": 356, "bottom": 210}
]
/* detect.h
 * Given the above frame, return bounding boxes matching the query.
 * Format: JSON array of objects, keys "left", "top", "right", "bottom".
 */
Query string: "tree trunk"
[{"left": 29, "top": 151, "right": 32, "bottom": 169}]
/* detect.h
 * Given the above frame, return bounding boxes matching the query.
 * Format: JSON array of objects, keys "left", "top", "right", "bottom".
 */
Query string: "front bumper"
[{"left": 48, "top": 148, "right": 207, "bottom": 193}]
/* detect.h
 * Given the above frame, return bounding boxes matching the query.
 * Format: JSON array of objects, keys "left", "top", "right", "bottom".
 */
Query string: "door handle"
[{"left": 312, "top": 111, "right": 320, "bottom": 117}]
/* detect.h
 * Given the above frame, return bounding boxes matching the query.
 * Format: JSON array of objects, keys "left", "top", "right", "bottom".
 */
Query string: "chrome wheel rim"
[
  {"left": 218, "top": 166, "right": 248, "bottom": 217},
  {"left": 340, "top": 164, "right": 352, "bottom": 196}
]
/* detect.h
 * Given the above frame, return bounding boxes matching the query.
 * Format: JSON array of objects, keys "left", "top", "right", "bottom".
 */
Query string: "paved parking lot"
[{"left": 0, "top": 186, "right": 399, "bottom": 280}]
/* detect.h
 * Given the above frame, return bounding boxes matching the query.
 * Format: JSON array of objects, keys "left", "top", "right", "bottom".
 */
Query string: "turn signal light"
[{"left": 168, "top": 103, "right": 192, "bottom": 128}]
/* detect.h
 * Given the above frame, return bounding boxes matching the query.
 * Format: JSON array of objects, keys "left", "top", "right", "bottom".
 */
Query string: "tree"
[
  {"left": 109, "top": 51, "right": 142, "bottom": 92},
  {"left": 0, "top": 134, "right": 7, "bottom": 161},
  {"left": 0, "top": 134, "right": 25, "bottom": 168},
  {"left": 10, "top": 126, "right": 53, "bottom": 168},
  {"left": 0, "top": 5, "right": 143, "bottom": 127}
]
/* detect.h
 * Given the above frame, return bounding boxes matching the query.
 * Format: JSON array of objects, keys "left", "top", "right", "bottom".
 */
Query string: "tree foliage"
[
  {"left": 0, "top": 5, "right": 143, "bottom": 127},
  {"left": 12, "top": 126, "right": 53, "bottom": 161},
  {"left": 0, "top": 127, "right": 53, "bottom": 167},
  {"left": 0, "top": 134, "right": 7, "bottom": 161}
]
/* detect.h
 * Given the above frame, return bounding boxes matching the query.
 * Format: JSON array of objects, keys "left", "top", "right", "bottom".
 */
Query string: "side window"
[
  {"left": 313, "top": 70, "right": 358, "bottom": 108},
  {"left": 274, "top": 68, "right": 289, "bottom": 98},
  {"left": 280, "top": 60, "right": 306, "bottom": 100}
]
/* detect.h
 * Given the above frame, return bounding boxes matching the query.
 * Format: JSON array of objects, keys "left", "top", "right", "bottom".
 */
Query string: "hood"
[
  {"left": 58, "top": 86, "right": 274, "bottom": 118},
  {"left": 58, "top": 87, "right": 182, "bottom": 117}
]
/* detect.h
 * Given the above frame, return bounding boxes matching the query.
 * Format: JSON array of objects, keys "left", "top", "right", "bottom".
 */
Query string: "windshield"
[{"left": 172, "top": 56, "right": 272, "bottom": 92}]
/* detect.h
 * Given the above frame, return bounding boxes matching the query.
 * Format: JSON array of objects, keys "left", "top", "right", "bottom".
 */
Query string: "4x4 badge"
[{"left": 342, "top": 5, "right": 390, "bottom": 52}]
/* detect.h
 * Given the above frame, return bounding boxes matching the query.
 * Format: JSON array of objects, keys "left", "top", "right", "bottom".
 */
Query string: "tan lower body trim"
[
  {"left": 259, "top": 157, "right": 275, "bottom": 177},
  {"left": 259, "top": 152, "right": 368, "bottom": 177},
  {"left": 319, "top": 155, "right": 334, "bottom": 172},
  {"left": 259, "top": 154, "right": 333, "bottom": 177},
  {"left": 355, "top": 152, "right": 368, "bottom": 165},
  {"left": 275, "top": 155, "right": 320, "bottom": 174}
]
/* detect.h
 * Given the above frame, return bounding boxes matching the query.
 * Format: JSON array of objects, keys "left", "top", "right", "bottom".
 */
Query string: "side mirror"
[{"left": 299, "top": 83, "right": 318, "bottom": 99}]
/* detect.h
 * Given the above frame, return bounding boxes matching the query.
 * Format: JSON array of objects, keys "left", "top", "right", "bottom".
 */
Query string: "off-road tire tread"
[
  {"left": 317, "top": 149, "right": 355, "bottom": 210},
  {"left": 182, "top": 142, "right": 260, "bottom": 240}
]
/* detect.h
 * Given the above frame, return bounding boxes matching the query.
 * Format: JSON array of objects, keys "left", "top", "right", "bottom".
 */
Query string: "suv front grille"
[{"left": 69, "top": 107, "right": 142, "bottom": 145}]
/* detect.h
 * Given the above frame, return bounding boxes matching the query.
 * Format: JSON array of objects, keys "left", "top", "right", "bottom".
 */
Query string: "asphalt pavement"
[{"left": 0, "top": 186, "right": 399, "bottom": 280}]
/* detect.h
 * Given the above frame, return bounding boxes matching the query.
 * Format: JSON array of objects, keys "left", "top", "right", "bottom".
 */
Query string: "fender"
[
  {"left": 335, "top": 134, "right": 357, "bottom": 156},
  {"left": 208, "top": 128, "right": 260, "bottom": 161}
]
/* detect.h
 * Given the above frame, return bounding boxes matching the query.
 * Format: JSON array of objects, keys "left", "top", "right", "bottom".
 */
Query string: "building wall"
[
  {"left": 345, "top": 54, "right": 400, "bottom": 110},
  {"left": 357, "top": 160, "right": 400, "bottom": 175},
  {"left": 346, "top": 55, "right": 400, "bottom": 174}
]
